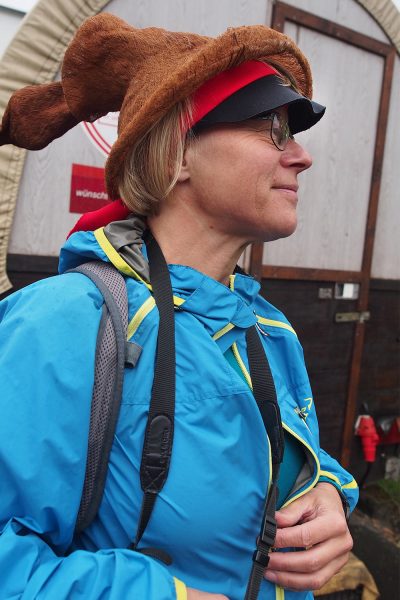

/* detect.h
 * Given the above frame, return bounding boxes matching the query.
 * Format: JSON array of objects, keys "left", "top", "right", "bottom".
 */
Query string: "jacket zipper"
[
  {"left": 231, "top": 341, "right": 320, "bottom": 495},
  {"left": 231, "top": 342, "right": 320, "bottom": 504},
  {"left": 232, "top": 341, "right": 320, "bottom": 600},
  {"left": 294, "top": 406, "right": 312, "bottom": 433}
]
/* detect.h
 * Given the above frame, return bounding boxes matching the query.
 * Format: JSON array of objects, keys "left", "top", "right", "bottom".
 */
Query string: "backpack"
[{"left": 69, "top": 235, "right": 283, "bottom": 600}]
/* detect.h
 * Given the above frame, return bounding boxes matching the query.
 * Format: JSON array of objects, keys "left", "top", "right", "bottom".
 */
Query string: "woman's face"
[{"left": 181, "top": 107, "right": 312, "bottom": 244}]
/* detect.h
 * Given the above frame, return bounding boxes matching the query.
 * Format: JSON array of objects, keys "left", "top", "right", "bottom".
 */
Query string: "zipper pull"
[
  {"left": 295, "top": 407, "right": 304, "bottom": 419},
  {"left": 295, "top": 407, "right": 311, "bottom": 431}
]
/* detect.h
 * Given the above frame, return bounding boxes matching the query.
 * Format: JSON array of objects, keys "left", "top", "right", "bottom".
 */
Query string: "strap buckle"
[
  {"left": 252, "top": 512, "right": 277, "bottom": 567},
  {"left": 252, "top": 544, "right": 271, "bottom": 568},
  {"left": 260, "top": 512, "right": 277, "bottom": 548}
]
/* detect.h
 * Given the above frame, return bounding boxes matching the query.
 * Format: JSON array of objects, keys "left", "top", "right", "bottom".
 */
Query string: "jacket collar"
[
  {"left": 168, "top": 264, "right": 259, "bottom": 337},
  {"left": 61, "top": 215, "right": 259, "bottom": 339}
]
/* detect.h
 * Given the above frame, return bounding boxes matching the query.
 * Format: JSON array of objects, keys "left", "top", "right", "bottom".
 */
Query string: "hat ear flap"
[{"left": 0, "top": 81, "right": 79, "bottom": 150}]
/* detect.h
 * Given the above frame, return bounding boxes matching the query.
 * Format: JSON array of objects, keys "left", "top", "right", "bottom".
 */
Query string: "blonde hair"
[{"left": 118, "top": 98, "right": 194, "bottom": 216}]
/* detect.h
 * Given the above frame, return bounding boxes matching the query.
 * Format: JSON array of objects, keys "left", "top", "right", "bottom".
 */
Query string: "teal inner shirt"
[{"left": 224, "top": 346, "right": 305, "bottom": 508}]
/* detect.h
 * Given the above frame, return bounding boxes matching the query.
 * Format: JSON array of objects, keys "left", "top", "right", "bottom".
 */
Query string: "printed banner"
[{"left": 70, "top": 163, "right": 110, "bottom": 213}]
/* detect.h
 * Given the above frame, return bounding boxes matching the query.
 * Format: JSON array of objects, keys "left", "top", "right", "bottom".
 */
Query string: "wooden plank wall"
[
  {"left": 349, "top": 279, "right": 400, "bottom": 481},
  {"left": 260, "top": 278, "right": 356, "bottom": 459},
  {"left": 263, "top": 23, "right": 384, "bottom": 272},
  {"left": 259, "top": 277, "right": 399, "bottom": 468},
  {"left": 280, "top": 0, "right": 390, "bottom": 43}
]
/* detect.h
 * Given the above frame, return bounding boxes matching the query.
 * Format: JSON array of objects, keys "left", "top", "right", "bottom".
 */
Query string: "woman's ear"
[{"left": 176, "top": 146, "right": 192, "bottom": 183}]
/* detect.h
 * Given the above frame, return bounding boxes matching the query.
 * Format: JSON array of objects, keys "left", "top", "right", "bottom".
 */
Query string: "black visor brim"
[{"left": 193, "top": 74, "right": 325, "bottom": 135}]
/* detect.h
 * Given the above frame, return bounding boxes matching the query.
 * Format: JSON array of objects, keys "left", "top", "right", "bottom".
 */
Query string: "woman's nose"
[{"left": 281, "top": 138, "right": 313, "bottom": 173}]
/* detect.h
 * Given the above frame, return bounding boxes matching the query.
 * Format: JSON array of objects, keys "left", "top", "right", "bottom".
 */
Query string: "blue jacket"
[{"left": 0, "top": 223, "right": 358, "bottom": 600}]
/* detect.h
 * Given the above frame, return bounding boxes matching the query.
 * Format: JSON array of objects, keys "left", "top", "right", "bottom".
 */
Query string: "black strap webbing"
[
  {"left": 130, "top": 232, "right": 176, "bottom": 559},
  {"left": 246, "top": 327, "right": 284, "bottom": 466},
  {"left": 244, "top": 326, "right": 284, "bottom": 600}
]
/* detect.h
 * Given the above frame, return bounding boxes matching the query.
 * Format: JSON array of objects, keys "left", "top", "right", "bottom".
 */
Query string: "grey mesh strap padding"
[{"left": 67, "top": 261, "right": 129, "bottom": 533}]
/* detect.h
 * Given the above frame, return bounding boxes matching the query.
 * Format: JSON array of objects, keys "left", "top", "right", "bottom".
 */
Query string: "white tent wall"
[
  {"left": 0, "top": 0, "right": 111, "bottom": 292},
  {"left": 0, "top": 0, "right": 399, "bottom": 292}
]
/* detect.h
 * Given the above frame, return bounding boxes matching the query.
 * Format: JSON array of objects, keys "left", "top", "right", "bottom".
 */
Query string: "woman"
[{"left": 0, "top": 13, "right": 357, "bottom": 600}]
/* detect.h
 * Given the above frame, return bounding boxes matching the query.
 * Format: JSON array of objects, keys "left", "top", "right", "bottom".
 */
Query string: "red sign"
[{"left": 70, "top": 163, "right": 111, "bottom": 214}]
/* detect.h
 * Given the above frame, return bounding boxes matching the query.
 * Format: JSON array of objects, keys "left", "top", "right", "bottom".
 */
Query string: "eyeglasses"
[{"left": 252, "top": 111, "right": 294, "bottom": 151}]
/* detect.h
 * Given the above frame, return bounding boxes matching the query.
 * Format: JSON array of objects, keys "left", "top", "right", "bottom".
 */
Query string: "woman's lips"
[
  {"left": 272, "top": 184, "right": 298, "bottom": 192},
  {"left": 272, "top": 184, "right": 299, "bottom": 199}
]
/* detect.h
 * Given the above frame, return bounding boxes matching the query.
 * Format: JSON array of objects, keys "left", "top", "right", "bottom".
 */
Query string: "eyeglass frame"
[{"left": 251, "top": 110, "right": 294, "bottom": 151}]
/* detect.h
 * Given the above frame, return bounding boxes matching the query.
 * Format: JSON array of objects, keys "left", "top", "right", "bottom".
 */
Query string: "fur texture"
[{"left": 0, "top": 13, "right": 313, "bottom": 199}]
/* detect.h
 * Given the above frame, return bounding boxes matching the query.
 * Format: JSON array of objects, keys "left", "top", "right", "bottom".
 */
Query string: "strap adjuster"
[
  {"left": 260, "top": 513, "right": 277, "bottom": 547},
  {"left": 252, "top": 546, "right": 271, "bottom": 568}
]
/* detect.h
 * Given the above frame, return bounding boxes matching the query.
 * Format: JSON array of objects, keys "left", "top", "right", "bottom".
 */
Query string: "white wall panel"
[
  {"left": 371, "top": 53, "right": 400, "bottom": 280},
  {"left": 281, "top": 0, "right": 389, "bottom": 42},
  {"left": 263, "top": 23, "right": 384, "bottom": 271},
  {"left": 9, "top": 127, "right": 106, "bottom": 255},
  {"left": 108, "top": 0, "right": 271, "bottom": 34}
]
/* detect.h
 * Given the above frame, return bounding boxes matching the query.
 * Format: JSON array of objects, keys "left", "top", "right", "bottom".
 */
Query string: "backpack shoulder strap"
[
  {"left": 67, "top": 245, "right": 176, "bottom": 566},
  {"left": 67, "top": 260, "right": 129, "bottom": 533}
]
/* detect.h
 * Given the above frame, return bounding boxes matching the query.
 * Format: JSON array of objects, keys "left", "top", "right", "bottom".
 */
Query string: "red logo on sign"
[{"left": 70, "top": 163, "right": 111, "bottom": 214}]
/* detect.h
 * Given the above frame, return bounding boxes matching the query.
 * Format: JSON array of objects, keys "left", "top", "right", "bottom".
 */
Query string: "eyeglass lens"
[{"left": 270, "top": 112, "right": 291, "bottom": 150}]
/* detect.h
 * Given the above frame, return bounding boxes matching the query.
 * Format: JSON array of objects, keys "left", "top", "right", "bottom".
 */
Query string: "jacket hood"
[{"left": 60, "top": 215, "right": 148, "bottom": 279}]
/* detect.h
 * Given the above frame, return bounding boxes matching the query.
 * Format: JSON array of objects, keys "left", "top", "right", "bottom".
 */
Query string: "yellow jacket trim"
[
  {"left": 319, "top": 470, "right": 358, "bottom": 490},
  {"left": 230, "top": 342, "right": 321, "bottom": 510},
  {"left": 319, "top": 470, "right": 341, "bottom": 487},
  {"left": 211, "top": 272, "right": 235, "bottom": 340},
  {"left": 94, "top": 227, "right": 185, "bottom": 308},
  {"left": 257, "top": 316, "right": 297, "bottom": 337},
  {"left": 94, "top": 228, "right": 151, "bottom": 287},
  {"left": 173, "top": 577, "right": 187, "bottom": 600},
  {"left": 342, "top": 479, "right": 358, "bottom": 490},
  {"left": 281, "top": 421, "right": 321, "bottom": 508},
  {"left": 276, "top": 586, "right": 285, "bottom": 600},
  {"left": 213, "top": 322, "right": 235, "bottom": 341},
  {"left": 230, "top": 342, "right": 272, "bottom": 492},
  {"left": 174, "top": 296, "right": 185, "bottom": 306},
  {"left": 232, "top": 342, "right": 253, "bottom": 389},
  {"left": 127, "top": 297, "right": 156, "bottom": 340}
]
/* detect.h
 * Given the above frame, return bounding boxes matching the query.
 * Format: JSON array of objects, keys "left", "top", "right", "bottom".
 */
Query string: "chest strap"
[
  {"left": 129, "top": 231, "right": 176, "bottom": 564},
  {"left": 244, "top": 326, "right": 285, "bottom": 600}
]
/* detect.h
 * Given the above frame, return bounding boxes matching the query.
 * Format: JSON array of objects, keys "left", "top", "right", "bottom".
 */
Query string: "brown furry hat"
[{"left": 0, "top": 13, "right": 313, "bottom": 199}]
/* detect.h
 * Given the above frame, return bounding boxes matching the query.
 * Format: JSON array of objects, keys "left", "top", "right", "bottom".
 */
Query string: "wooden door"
[{"left": 250, "top": 2, "right": 396, "bottom": 466}]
